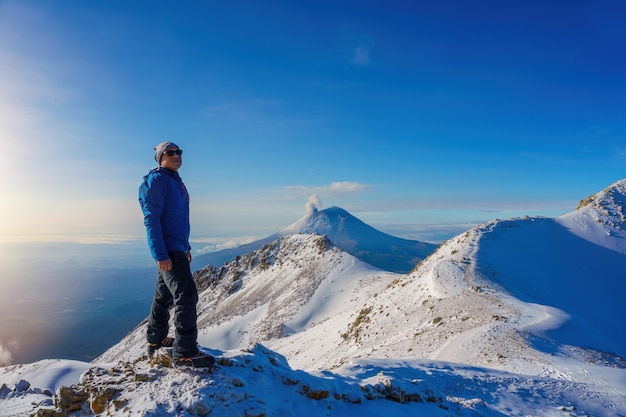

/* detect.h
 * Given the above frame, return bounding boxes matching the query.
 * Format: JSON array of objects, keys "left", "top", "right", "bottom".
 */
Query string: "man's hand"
[
  {"left": 157, "top": 258, "right": 173, "bottom": 271},
  {"left": 186, "top": 251, "right": 192, "bottom": 263}
]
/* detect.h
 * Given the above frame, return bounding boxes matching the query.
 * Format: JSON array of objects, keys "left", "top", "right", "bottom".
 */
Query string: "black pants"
[{"left": 146, "top": 251, "right": 199, "bottom": 358}]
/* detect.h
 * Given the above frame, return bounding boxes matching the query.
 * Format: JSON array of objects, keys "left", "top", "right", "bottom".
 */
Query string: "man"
[{"left": 138, "top": 141, "right": 215, "bottom": 368}]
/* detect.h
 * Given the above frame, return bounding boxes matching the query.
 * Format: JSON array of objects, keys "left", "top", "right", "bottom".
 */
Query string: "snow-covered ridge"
[
  {"left": 576, "top": 179, "right": 626, "bottom": 223},
  {"left": 558, "top": 178, "right": 626, "bottom": 253},
  {"left": 194, "top": 234, "right": 398, "bottom": 350},
  {"left": 98, "top": 234, "right": 399, "bottom": 364}
]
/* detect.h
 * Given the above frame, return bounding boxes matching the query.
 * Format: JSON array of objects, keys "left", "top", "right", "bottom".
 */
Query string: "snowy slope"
[
  {"left": 98, "top": 234, "right": 399, "bottom": 363},
  {"left": 265, "top": 182, "right": 626, "bottom": 376},
  {"left": 267, "top": 217, "right": 625, "bottom": 372},
  {"left": 2, "top": 180, "right": 626, "bottom": 416},
  {"left": 191, "top": 205, "right": 437, "bottom": 273}
]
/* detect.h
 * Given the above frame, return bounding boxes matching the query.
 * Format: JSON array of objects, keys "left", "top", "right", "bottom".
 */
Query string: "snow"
[
  {"left": 0, "top": 360, "right": 92, "bottom": 416},
  {"left": 474, "top": 217, "right": 625, "bottom": 356},
  {"left": 199, "top": 305, "right": 269, "bottom": 350},
  {"left": 0, "top": 360, "right": 91, "bottom": 393},
  {"left": 1, "top": 180, "right": 626, "bottom": 416},
  {"left": 2, "top": 347, "right": 624, "bottom": 416}
]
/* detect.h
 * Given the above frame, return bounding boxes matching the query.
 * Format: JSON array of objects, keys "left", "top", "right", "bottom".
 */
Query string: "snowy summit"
[{"left": 2, "top": 180, "right": 626, "bottom": 416}]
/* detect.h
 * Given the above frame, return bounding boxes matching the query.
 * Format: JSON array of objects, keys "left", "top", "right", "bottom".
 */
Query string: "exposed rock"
[{"left": 55, "top": 386, "right": 88, "bottom": 413}]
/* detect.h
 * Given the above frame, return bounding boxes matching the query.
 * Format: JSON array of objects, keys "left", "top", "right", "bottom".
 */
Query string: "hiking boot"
[
  {"left": 174, "top": 352, "right": 216, "bottom": 369},
  {"left": 147, "top": 337, "right": 174, "bottom": 357}
]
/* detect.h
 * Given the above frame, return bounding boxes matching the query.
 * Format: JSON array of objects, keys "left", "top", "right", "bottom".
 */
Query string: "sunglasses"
[{"left": 164, "top": 149, "right": 183, "bottom": 156}]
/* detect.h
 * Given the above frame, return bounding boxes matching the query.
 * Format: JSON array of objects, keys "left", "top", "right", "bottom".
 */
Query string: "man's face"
[{"left": 160, "top": 145, "right": 183, "bottom": 172}]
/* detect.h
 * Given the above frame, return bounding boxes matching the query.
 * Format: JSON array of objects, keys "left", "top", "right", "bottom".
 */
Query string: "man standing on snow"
[{"left": 138, "top": 142, "right": 214, "bottom": 368}]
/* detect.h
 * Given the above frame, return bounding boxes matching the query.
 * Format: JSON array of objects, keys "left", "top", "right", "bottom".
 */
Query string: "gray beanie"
[{"left": 154, "top": 141, "right": 179, "bottom": 163}]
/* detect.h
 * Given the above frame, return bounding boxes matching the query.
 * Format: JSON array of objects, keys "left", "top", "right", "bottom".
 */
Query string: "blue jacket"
[{"left": 138, "top": 167, "right": 191, "bottom": 261}]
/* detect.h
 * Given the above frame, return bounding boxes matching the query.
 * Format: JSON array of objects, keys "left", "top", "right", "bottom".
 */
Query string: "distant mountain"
[{"left": 192, "top": 206, "right": 437, "bottom": 273}]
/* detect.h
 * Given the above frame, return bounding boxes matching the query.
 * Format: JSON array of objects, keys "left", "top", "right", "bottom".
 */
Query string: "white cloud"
[
  {"left": 327, "top": 181, "right": 368, "bottom": 195},
  {"left": 193, "top": 236, "right": 262, "bottom": 255},
  {"left": 285, "top": 181, "right": 369, "bottom": 199},
  {"left": 284, "top": 182, "right": 369, "bottom": 214}
]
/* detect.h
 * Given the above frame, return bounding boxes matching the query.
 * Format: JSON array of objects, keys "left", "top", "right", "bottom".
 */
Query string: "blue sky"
[{"left": 1, "top": 0, "right": 625, "bottom": 247}]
